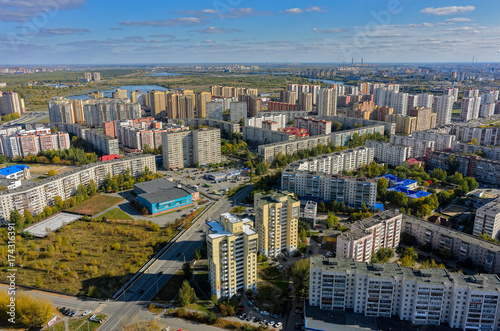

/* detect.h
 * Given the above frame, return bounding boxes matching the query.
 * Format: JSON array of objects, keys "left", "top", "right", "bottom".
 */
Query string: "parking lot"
[{"left": 228, "top": 298, "right": 284, "bottom": 330}]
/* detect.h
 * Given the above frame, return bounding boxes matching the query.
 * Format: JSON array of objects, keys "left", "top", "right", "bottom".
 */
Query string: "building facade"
[
  {"left": 207, "top": 213, "right": 258, "bottom": 299},
  {"left": 473, "top": 198, "right": 500, "bottom": 239},
  {"left": 254, "top": 191, "right": 300, "bottom": 257}
]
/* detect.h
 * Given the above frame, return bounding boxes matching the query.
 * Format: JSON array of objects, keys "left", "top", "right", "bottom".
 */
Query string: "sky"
[{"left": 1, "top": 0, "right": 499, "bottom": 65}]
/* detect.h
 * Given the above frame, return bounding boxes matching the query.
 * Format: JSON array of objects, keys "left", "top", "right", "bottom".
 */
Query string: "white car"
[
  {"left": 260, "top": 310, "right": 269, "bottom": 316},
  {"left": 82, "top": 310, "right": 91, "bottom": 316},
  {"left": 275, "top": 322, "right": 282, "bottom": 327}
]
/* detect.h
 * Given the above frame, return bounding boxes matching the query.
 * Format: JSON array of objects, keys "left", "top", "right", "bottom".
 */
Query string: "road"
[{"left": 98, "top": 184, "right": 254, "bottom": 330}]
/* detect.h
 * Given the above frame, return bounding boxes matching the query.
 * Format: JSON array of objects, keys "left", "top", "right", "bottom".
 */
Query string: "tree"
[
  {"left": 386, "top": 191, "right": 408, "bottom": 207},
  {"left": 289, "top": 259, "right": 310, "bottom": 298},
  {"left": 10, "top": 209, "right": 24, "bottom": 228},
  {"left": 445, "top": 155, "right": 459, "bottom": 175},
  {"left": 372, "top": 247, "right": 394, "bottom": 263},
  {"left": 23, "top": 208, "right": 33, "bottom": 225},
  {"left": 430, "top": 168, "right": 447, "bottom": 182},
  {"left": 53, "top": 196, "right": 64, "bottom": 210},
  {"left": 177, "top": 280, "right": 197, "bottom": 306},
  {"left": 47, "top": 170, "right": 57, "bottom": 176},
  {"left": 255, "top": 162, "right": 268, "bottom": 176},
  {"left": 50, "top": 125, "right": 58, "bottom": 133},
  {"left": 257, "top": 252, "right": 263, "bottom": 263},
  {"left": 87, "top": 179, "right": 98, "bottom": 196},
  {"left": 472, "top": 138, "right": 479, "bottom": 145},
  {"left": 325, "top": 212, "right": 339, "bottom": 229},
  {"left": 210, "top": 294, "right": 218, "bottom": 305},
  {"left": 0, "top": 292, "right": 53, "bottom": 327},
  {"left": 193, "top": 249, "right": 201, "bottom": 260},
  {"left": 182, "top": 262, "right": 193, "bottom": 280},
  {"left": 377, "top": 177, "right": 389, "bottom": 199},
  {"left": 51, "top": 156, "right": 61, "bottom": 164}
]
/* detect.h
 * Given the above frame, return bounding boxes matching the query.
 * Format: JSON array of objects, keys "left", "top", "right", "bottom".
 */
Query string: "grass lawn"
[
  {"left": 259, "top": 264, "right": 288, "bottom": 291},
  {"left": 101, "top": 208, "right": 133, "bottom": 220},
  {"left": 186, "top": 301, "right": 211, "bottom": 313},
  {"left": 66, "top": 194, "right": 124, "bottom": 216},
  {"left": 52, "top": 320, "right": 66, "bottom": 331},
  {"left": 0, "top": 219, "right": 179, "bottom": 298},
  {"left": 193, "top": 272, "right": 211, "bottom": 300}
]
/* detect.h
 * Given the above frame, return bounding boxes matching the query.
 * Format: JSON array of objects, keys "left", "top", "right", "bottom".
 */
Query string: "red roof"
[{"left": 99, "top": 154, "right": 121, "bottom": 161}]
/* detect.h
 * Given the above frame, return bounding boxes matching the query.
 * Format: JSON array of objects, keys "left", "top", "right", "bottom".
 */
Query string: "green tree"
[
  {"left": 377, "top": 177, "right": 389, "bottom": 199},
  {"left": 255, "top": 162, "right": 268, "bottom": 176},
  {"left": 23, "top": 208, "right": 33, "bottom": 225},
  {"left": 372, "top": 247, "right": 394, "bottom": 263},
  {"left": 177, "top": 280, "right": 197, "bottom": 306},
  {"left": 10, "top": 209, "right": 24, "bottom": 228},
  {"left": 193, "top": 249, "right": 201, "bottom": 260},
  {"left": 182, "top": 262, "right": 193, "bottom": 280},
  {"left": 289, "top": 259, "right": 310, "bottom": 298},
  {"left": 325, "top": 212, "right": 339, "bottom": 229},
  {"left": 430, "top": 168, "right": 447, "bottom": 182},
  {"left": 53, "top": 196, "right": 64, "bottom": 210},
  {"left": 257, "top": 252, "right": 263, "bottom": 263},
  {"left": 387, "top": 191, "right": 408, "bottom": 207},
  {"left": 87, "top": 179, "right": 98, "bottom": 196}
]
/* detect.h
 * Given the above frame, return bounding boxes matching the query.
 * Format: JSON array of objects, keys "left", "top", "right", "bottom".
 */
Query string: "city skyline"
[{"left": 1, "top": 0, "right": 500, "bottom": 64}]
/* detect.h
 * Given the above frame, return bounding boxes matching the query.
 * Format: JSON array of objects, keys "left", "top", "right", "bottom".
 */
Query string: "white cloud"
[
  {"left": 198, "top": 27, "right": 242, "bottom": 34},
  {"left": 120, "top": 17, "right": 204, "bottom": 27},
  {"left": 446, "top": 17, "right": 473, "bottom": 23},
  {"left": 0, "top": 0, "right": 86, "bottom": 22},
  {"left": 37, "top": 27, "right": 90, "bottom": 37},
  {"left": 312, "top": 27, "right": 342, "bottom": 33},
  {"left": 306, "top": 6, "right": 327, "bottom": 13},
  {"left": 283, "top": 8, "right": 303, "bottom": 14},
  {"left": 420, "top": 6, "right": 475, "bottom": 16}
]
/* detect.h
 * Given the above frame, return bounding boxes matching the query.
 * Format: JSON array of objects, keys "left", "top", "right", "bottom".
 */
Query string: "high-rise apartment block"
[
  {"left": 254, "top": 191, "right": 300, "bottom": 257},
  {"left": 336, "top": 210, "right": 402, "bottom": 262},
  {"left": 84, "top": 72, "right": 92, "bottom": 82},
  {"left": 238, "top": 95, "right": 261, "bottom": 117},
  {"left": 433, "top": 95, "right": 454, "bottom": 126},
  {"left": 207, "top": 213, "right": 258, "bottom": 299},
  {"left": 310, "top": 257, "right": 500, "bottom": 330},
  {"left": 93, "top": 72, "right": 101, "bottom": 82},
  {"left": 230, "top": 102, "right": 247, "bottom": 123},
  {"left": 365, "top": 140, "right": 412, "bottom": 167},
  {"left": 113, "top": 89, "right": 127, "bottom": 99},
  {"left": 0, "top": 91, "right": 25, "bottom": 115},
  {"left": 298, "top": 92, "right": 313, "bottom": 112},
  {"left": 196, "top": 91, "right": 212, "bottom": 118},
  {"left": 473, "top": 197, "right": 500, "bottom": 239},
  {"left": 461, "top": 97, "right": 481, "bottom": 122},
  {"left": 162, "top": 128, "right": 221, "bottom": 169},
  {"left": 49, "top": 97, "right": 140, "bottom": 125},
  {"left": 408, "top": 107, "right": 436, "bottom": 131},
  {"left": 317, "top": 87, "right": 338, "bottom": 117}
]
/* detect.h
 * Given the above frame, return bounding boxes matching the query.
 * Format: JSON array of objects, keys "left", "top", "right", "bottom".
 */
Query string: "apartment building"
[
  {"left": 49, "top": 97, "right": 140, "bottom": 125},
  {"left": 295, "top": 117, "right": 332, "bottom": 136},
  {"left": 309, "top": 257, "right": 500, "bottom": 330},
  {"left": 298, "top": 92, "right": 313, "bottom": 112},
  {"left": 258, "top": 111, "right": 310, "bottom": 123},
  {"left": 452, "top": 143, "right": 500, "bottom": 161},
  {"left": 408, "top": 107, "right": 437, "bottom": 131},
  {"left": 243, "top": 126, "right": 295, "bottom": 145},
  {"left": 206, "top": 213, "right": 258, "bottom": 299},
  {"left": 461, "top": 97, "right": 481, "bottom": 122},
  {"left": 196, "top": 91, "right": 212, "bottom": 118},
  {"left": 390, "top": 135, "right": 435, "bottom": 159},
  {"left": 403, "top": 214, "right": 500, "bottom": 273},
  {"left": 473, "top": 198, "right": 500, "bottom": 239},
  {"left": 245, "top": 114, "right": 287, "bottom": 129},
  {"left": 84, "top": 130, "right": 119, "bottom": 155},
  {"left": 0, "top": 155, "right": 156, "bottom": 221},
  {"left": 0, "top": 130, "right": 70, "bottom": 158},
  {"left": 412, "top": 129, "right": 457, "bottom": 151},
  {"left": 230, "top": 102, "right": 247, "bottom": 123},
  {"left": 281, "top": 172, "right": 377, "bottom": 208},
  {"left": 426, "top": 150, "right": 500, "bottom": 186},
  {"left": 433, "top": 95, "right": 454, "bottom": 127},
  {"left": 317, "top": 87, "right": 338, "bottom": 117},
  {"left": 451, "top": 126, "right": 500, "bottom": 147},
  {"left": 254, "top": 191, "right": 300, "bottom": 257},
  {"left": 162, "top": 128, "right": 221, "bottom": 169},
  {"left": 385, "top": 114, "right": 417, "bottom": 134},
  {"left": 285, "top": 146, "right": 374, "bottom": 175},
  {"left": 336, "top": 211, "right": 402, "bottom": 262},
  {"left": 176, "top": 118, "right": 240, "bottom": 135},
  {"left": 365, "top": 140, "right": 412, "bottom": 167},
  {"left": 0, "top": 91, "right": 24, "bottom": 115}
]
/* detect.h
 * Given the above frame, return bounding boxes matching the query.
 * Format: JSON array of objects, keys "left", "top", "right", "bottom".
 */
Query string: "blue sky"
[{"left": 1, "top": 0, "right": 499, "bottom": 64}]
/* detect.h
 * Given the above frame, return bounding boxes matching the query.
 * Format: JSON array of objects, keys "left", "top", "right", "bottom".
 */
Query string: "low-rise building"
[
  {"left": 0, "top": 165, "right": 30, "bottom": 180},
  {"left": 365, "top": 140, "right": 412, "bottom": 167},
  {"left": 134, "top": 177, "right": 199, "bottom": 215}
]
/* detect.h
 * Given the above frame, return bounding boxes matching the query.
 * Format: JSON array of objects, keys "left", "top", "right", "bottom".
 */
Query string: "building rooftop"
[
  {"left": 477, "top": 197, "right": 500, "bottom": 215},
  {"left": 311, "top": 257, "right": 500, "bottom": 291},
  {"left": 254, "top": 190, "right": 298, "bottom": 205},
  {"left": 134, "top": 177, "right": 177, "bottom": 193},
  {"left": 207, "top": 221, "right": 232, "bottom": 239},
  {"left": 0, "top": 164, "right": 29, "bottom": 176},
  {"left": 339, "top": 210, "right": 401, "bottom": 241}
]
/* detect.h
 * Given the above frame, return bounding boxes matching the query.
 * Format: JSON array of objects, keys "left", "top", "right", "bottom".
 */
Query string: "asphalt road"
[{"left": 99, "top": 184, "right": 254, "bottom": 330}]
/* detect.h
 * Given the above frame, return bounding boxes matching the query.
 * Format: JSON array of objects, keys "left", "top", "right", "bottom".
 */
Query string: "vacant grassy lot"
[
  {"left": 25, "top": 164, "right": 74, "bottom": 175},
  {"left": 0, "top": 219, "right": 178, "bottom": 298},
  {"left": 67, "top": 195, "right": 124, "bottom": 216},
  {"left": 101, "top": 208, "right": 133, "bottom": 220}
]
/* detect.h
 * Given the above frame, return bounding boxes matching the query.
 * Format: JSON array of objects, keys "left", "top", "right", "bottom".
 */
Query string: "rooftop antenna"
[{"left": 361, "top": 58, "right": 364, "bottom": 68}]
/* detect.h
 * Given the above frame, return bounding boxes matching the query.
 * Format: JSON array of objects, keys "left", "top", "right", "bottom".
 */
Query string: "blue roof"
[
  {"left": 407, "top": 191, "right": 432, "bottom": 199},
  {"left": 387, "top": 185, "right": 412, "bottom": 194},
  {"left": 376, "top": 174, "right": 399, "bottom": 182},
  {"left": 401, "top": 179, "right": 417, "bottom": 186},
  {"left": 0, "top": 165, "right": 29, "bottom": 176}
]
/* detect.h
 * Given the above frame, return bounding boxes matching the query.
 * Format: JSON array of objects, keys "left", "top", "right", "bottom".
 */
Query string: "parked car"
[
  {"left": 253, "top": 307, "right": 260, "bottom": 313},
  {"left": 275, "top": 322, "right": 282, "bottom": 327},
  {"left": 70, "top": 311, "right": 78, "bottom": 317},
  {"left": 82, "top": 310, "right": 91, "bottom": 316}
]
